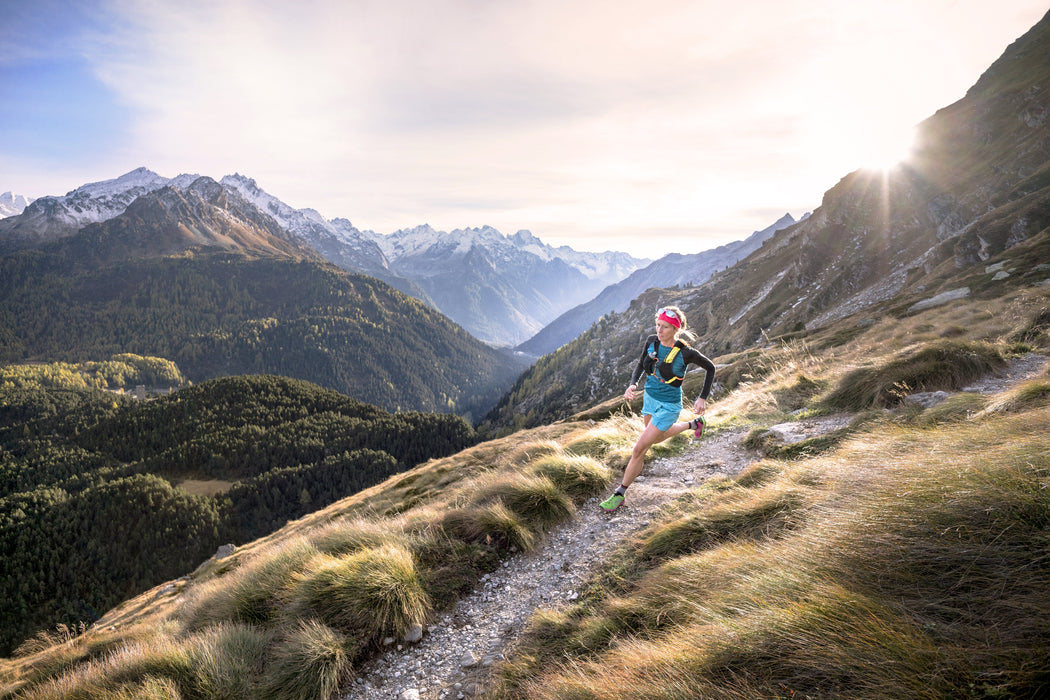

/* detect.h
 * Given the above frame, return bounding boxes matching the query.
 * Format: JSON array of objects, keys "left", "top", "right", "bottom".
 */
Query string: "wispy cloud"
[{"left": 3, "top": 0, "right": 1047, "bottom": 255}]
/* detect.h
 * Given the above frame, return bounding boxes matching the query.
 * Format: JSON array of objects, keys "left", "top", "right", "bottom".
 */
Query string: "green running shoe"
[{"left": 599, "top": 493, "right": 625, "bottom": 512}]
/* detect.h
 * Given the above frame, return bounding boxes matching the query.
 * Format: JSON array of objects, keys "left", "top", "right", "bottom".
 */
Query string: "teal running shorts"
[{"left": 642, "top": 392, "right": 681, "bottom": 431}]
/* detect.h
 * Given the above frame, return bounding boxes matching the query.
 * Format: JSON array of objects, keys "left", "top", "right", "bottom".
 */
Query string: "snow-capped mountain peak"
[
  {"left": 68, "top": 167, "right": 170, "bottom": 199},
  {"left": 0, "top": 192, "right": 34, "bottom": 218},
  {"left": 220, "top": 173, "right": 293, "bottom": 223},
  {"left": 219, "top": 173, "right": 393, "bottom": 279},
  {"left": 0, "top": 167, "right": 181, "bottom": 246}
]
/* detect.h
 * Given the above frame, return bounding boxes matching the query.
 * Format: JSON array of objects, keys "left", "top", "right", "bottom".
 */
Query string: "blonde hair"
[{"left": 655, "top": 305, "right": 697, "bottom": 344}]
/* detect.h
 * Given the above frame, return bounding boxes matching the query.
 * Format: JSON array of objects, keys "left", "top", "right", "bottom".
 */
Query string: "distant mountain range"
[
  {"left": 375, "top": 224, "right": 644, "bottom": 346},
  {"left": 517, "top": 213, "right": 804, "bottom": 356},
  {"left": 1, "top": 171, "right": 649, "bottom": 347},
  {"left": 482, "top": 8, "right": 1050, "bottom": 431},
  {"left": 3, "top": 162, "right": 813, "bottom": 415}
]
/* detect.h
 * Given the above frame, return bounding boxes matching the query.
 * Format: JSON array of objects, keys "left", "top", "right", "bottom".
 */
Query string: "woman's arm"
[
  {"left": 682, "top": 346, "right": 716, "bottom": 400},
  {"left": 626, "top": 335, "right": 657, "bottom": 399}
]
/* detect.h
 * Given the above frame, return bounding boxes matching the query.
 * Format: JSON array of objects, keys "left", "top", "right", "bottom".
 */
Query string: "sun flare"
[{"left": 856, "top": 121, "right": 918, "bottom": 172}]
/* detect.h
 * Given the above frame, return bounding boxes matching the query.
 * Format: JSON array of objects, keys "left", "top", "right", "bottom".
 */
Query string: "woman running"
[{"left": 599, "top": 305, "right": 715, "bottom": 512}]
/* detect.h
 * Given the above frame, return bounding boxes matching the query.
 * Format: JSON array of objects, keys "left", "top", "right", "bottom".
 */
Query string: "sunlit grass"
[
  {"left": 637, "top": 483, "right": 811, "bottom": 561},
  {"left": 291, "top": 544, "right": 431, "bottom": 642},
  {"left": 180, "top": 623, "right": 270, "bottom": 698},
  {"left": 979, "top": 372, "right": 1050, "bottom": 416},
  {"left": 494, "top": 407, "right": 1050, "bottom": 700},
  {"left": 528, "top": 452, "right": 613, "bottom": 500},
  {"left": 177, "top": 538, "right": 320, "bottom": 630},
  {"left": 262, "top": 620, "right": 353, "bottom": 700},
  {"left": 441, "top": 501, "right": 537, "bottom": 552},
  {"left": 821, "top": 339, "right": 1004, "bottom": 411},
  {"left": 477, "top": 473, "right": 576, "bottom": 531}
]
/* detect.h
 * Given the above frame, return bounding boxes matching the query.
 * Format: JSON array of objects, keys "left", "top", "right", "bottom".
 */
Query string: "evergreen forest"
[
  {"left": 0, "top": 369, "right": 478, "bottom": 655},
  {"left": 0, "top": 250, "right": 524, "bottom": 419}
]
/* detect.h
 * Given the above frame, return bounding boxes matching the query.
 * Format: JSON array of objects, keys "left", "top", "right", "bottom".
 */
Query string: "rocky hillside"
[{"left": 482, "top": 8, "right": 1050, "bottom": 432}]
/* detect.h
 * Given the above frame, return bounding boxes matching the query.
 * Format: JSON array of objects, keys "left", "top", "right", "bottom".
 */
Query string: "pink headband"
[{"left": 657, "top": 308, "right": 681, "bottom": 329}]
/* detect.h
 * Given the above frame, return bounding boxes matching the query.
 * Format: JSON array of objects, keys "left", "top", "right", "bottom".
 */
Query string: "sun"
[
  {"left": 855, "top": 120, "right": 918, "bottom": 172},
  {"left": 806, "top": 108, "right": 921, "bottom": 180}
]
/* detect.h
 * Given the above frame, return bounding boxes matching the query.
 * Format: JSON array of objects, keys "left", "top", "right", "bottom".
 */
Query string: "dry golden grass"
[
  {"left": 494, "top": 406, "right": 1050, "bottom": 700},
  {"left": 291, "top": 544, "right": 431, "bottom": 640},
  {"left": 978, "top": 364, "right": 1050, "bottom": 417},
  {"left": 176, "top": 537, "right": 321, "bottom": 630}
]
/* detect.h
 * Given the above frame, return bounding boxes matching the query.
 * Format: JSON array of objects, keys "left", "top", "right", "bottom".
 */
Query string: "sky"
[{"left": 1, "top": 1, "right": 1047, "bottom": 258}]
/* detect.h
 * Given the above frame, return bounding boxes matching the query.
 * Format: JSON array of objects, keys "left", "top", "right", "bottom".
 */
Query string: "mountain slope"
[
  {"left": 54, "top": 176, "right": 319, "bottom": 265},
  {"left": 482, "top": 8, "right": 1050, "bottom": 432},
  {"left": 517, "top": 213, "right": 800, "bottom": 356},
  {"left": 218, "top": 174, "right": 431, "bottom": 300}
]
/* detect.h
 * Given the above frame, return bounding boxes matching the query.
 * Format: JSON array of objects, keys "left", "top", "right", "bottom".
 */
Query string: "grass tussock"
[
  {"left": 180, "top": 623, "right": 270, "bottom": 698},
  {"left": 979, "top": 375, "right": 1050, "bottom": 416},
  {"left": 177, "top": 538, "right": 320, "bottom": 630},
  {"left": 563, "top": 414, "right": 643, "bottom": 469},
  {"left": 309, "top": 517, "right": 415, "bottom": 557},
  {"left": 913, "top": 391, "right": 988, "bottom": 425},
  {"left": 440, "top": 502, "right": 537, "bottom": 552},
  {"left": 638, "top": 484, "right": 811, "bottom": 561},
  {"left": 292, "top": 545, "right": 431, "bottom": 641},
  {"left": 16, "top": 631, "right": 193, "bottom": 700},
  {"left": 1007, "top": 304, "right": 1050, "bottom": 348},
  {"left": 262, "top": 620, "right": 353, "bottom": 700},
  {"left": 477, "top": 474, "right": 576, "bottom": 531},
  {"left": 17, "top": 624, "right": 272, "bottom": 700},
  {"left": 494, "top": 407, "right": 1050, "bottom": 700},
  {"left": 772, "top": 372, "right": 828, "bottom": 413},
  {"left": 12, "top": 623, "right": 90, "bottom": 660},
  {"left": 821, "top": 339, "right": 1005, "bottom": 411},
  {"left": 528, "top": 453, "right": 613, "bottom": 500}
]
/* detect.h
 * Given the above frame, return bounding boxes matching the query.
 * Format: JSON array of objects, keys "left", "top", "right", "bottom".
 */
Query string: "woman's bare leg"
[{"left": 621, "top": 418, "right": 696, "bottom": 488}]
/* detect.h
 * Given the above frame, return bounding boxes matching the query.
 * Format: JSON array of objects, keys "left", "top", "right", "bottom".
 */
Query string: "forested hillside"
[
  {"left": 0, "top": 372, "right": 477, "bottom": 655},
  {"left": 0, "top": 250, "right": 525, "bottom": 418}
]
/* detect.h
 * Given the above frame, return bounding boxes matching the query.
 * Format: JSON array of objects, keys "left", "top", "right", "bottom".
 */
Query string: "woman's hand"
[
  {"left": 693, "top": 397, "right": 707, "bottom": 415},
  {"left": 625, "top": 384, "right": 637, "bottom": 401}
]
